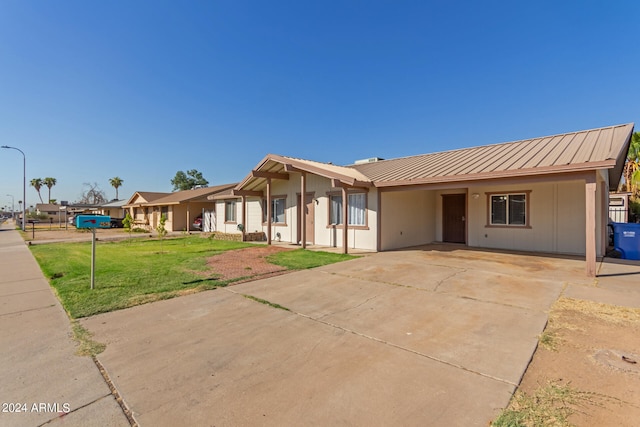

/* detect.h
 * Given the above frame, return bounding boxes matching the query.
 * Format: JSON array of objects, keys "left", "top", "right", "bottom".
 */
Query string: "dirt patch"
[
  {"left": 206, "top": 245, "right": 295, "bottom": 282},
  {"left": 508, "top": 297, "right": 640, "bottom": 426}
]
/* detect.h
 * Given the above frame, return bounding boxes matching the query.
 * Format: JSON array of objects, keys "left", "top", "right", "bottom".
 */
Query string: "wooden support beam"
[
  {"left": 232, "top": 189, "right": 263, "bottom": 197},
  {"left": 266, "top": 178, "right": 272, "bottom": 245},
  {"left": 585, "top": 174, "right": 597, "bottom": 277},
  {"left": 284, "top": 164, "right": 304, "bottom": 173},
  {"left": 342, "top": 186, "right": 348, "bottom": 254},
  {"left": 252, "top": 170, "right": 289, "bottom": 180},
  {"left": 301, "top": 172, "right": 306, "bottom": 249},
  {"left": 331, "top": 178, "right": 372, "bottom": 189}
]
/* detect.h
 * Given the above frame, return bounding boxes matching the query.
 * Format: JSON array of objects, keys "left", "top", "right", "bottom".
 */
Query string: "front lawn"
[{"left": 30, "top": 237, "right": 356, "bottom": 318}]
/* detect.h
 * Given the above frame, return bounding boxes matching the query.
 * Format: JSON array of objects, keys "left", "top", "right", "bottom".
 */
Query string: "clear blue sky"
[{"left": 1, "top": 1, "right": 638, "bottom": 208}]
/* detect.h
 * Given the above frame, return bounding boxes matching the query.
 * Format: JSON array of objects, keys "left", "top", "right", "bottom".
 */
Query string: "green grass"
[
  {"left": 30, "top": 236, "right": 251, "bottom": 318},
  {"left": 30, "top": 238, "right": 357, "bottom": 319},
  {"left": 266, "top": 249, "right": 357, "bottom": 269},
  {"left": 492, "top": 381, "right": 617, "bottom": 427}
]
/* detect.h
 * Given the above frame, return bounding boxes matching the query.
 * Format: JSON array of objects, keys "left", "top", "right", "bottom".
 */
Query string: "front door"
[
  {"left": 442, "top": 194, "right": 466, "bottom": 244},
  {"left": 297, "top": 193, "right": 315, "bottom": 245}
]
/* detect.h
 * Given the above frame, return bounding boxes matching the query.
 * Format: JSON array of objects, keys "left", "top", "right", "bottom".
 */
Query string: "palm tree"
[
  {"left": 43, "top": 177, "right": 57, "bottom": 203},
  {"left": 622, "top": 132, "right": 640, "bottom": 197},
  {"left": 30, "top": 178, "right": 44, "bottom": 203},
  {"left": 109, "top": 176, "right": 124, "bottom": 200}
]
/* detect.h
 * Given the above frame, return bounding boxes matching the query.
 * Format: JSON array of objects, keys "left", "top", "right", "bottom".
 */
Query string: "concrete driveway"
[{"left": 81, "top": 245, "right": 592, "bottom": 426}]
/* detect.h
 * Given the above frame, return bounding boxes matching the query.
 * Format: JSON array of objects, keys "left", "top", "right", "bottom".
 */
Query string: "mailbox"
[{"left": 75, "top": 215, "right": 111, "bottom": 229}]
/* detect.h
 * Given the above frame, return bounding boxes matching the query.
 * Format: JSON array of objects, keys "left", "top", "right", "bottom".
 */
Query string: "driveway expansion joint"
[
  {"left": 37, "top": 393, "right": 114, "bottom": 427},
  {"left": 0, "top": 303, "right": 57, "bottom": 317},
  {"left": 294, "top": 309, "right": 519, "bottom": 388}
]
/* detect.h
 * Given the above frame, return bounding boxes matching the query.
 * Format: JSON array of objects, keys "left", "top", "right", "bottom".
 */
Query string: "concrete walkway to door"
[{"left": 78, "top": 244, "right": 627, "bottom": 426}]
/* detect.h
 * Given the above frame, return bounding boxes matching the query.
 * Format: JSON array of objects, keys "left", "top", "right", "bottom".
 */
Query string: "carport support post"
[
  {"left": 91, "top": 228, "right": 96, "bottom": 290},
  {"left": 241, "top": 195, "right": 246, "bottom": 241},
  {"left": 300, "top": 172, "right": 306, "bottom": 249},
  {"left": 342, "top": 186, "right": 348, "bottom": 254},
  {"left": 585, "top": 174, "right": 597, "bottom": 277}
]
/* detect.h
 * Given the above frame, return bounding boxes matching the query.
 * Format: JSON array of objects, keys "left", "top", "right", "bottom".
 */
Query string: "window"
[
  {"left": 263, "top": 198, "right": 286, "bottom": 223},
  {"left": 329, "top": 193, "right": 366, "bottom": 226},
  {"left": 225, "top": 200, "right": 236, "bottom": 223},
  {"left": 489, "top": 193, "right": 527, "bottom": 226}
]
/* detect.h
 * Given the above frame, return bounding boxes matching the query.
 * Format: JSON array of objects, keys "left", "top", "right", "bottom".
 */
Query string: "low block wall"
[{"left": 207, "top": 231, "right": 266, "bottom": 242}]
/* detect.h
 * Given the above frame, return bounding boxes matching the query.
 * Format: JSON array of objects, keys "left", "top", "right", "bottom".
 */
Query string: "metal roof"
[
  {"left": 235, "top": 123, "right": 633, "bottom": 193},
  {"left": 351, "top": 123, "right": 634, "bottom": 188}
]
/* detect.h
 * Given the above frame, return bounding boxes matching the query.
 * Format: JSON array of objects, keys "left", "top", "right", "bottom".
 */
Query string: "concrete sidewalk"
[{"left": 0, "top": 222, "right": 130, "bottom": 427}]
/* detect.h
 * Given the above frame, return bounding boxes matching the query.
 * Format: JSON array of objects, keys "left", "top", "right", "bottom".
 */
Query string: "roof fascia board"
[
  {"left": 232, "top": 189, "right": 264, "bottom": 197},
  {"left": 372, "top": 161, "right": 615, "bottom": 188}
]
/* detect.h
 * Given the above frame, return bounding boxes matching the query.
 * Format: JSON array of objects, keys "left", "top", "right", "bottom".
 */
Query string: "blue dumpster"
[{"left": 612, "top": 222, "right": 640, "bottom": 260}]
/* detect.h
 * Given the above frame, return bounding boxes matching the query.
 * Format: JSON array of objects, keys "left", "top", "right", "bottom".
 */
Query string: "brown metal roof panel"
[
  {"left": 571, "top": 130, "right": 600, "bottom": 164},
  {"left": 504, "top": 136, "right": 552, "bottom": 170},
  {"left": 536, "top": 133, "right": 578, "bottom": 167},
  {"left": 590, "top": 127, "right": 614, "bottom": 162},
  {"left": 454, "top": 143, "right": 515, "bottom": 175},
  {"left": 422, "top": 149, "right": 470, "bottom": 177},
  {"left": 517, "top": 134, "right": 565, "bottom": 169},
  {"left": 555, "top": 131, "right": 587, "bottom": 165}
]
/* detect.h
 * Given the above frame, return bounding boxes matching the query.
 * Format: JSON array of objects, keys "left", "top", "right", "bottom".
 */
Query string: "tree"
[
  {"left": 156, "top": 214, "right": 168, "bottom": 252},
  {"left": 170, "top": 169, "right": 209, "bottom": 191},
  {"left": 30, "top": 178, "right": 44, "bottom": 203},
  {"left": 621, "top": 132, "right": 640, "bottom": 198},
  {"left": 43, "top": 177, "right": 57, "bottom": 203},
  {"left": 123, "top": 211, "right": 134, "bottom": 239},
  {"left": 76, "top": 182, "right": 108, "bottom": 205},
  {"left": 109, "top": 176, "right": 124, "bottom": 200}
]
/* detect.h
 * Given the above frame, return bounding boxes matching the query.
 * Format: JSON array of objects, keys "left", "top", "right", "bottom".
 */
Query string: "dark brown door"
[
  {"left": 442, "top": 194, "right": 466, "bottom": 244},
  {"left": 297, "top": 193, "right": 315, "bottom": 245}
]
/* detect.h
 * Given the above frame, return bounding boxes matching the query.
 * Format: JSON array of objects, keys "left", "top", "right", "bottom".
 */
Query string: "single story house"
[
  {"left": 124, "top": 184, "right": 237, "bottom": 232},
  {"left": 219, "top": 123, "right": 634, "bottom": 276},
  {"left": 35, "top": 203, "right": 69, "bottom": 221},
  {"left": 98, "top": 199, "right": 128, "bottom": 219}
]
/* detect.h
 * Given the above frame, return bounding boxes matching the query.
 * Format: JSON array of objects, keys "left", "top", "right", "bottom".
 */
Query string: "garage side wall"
[{"left": 380, "top": 189, "right": 435, "bottom": 250}]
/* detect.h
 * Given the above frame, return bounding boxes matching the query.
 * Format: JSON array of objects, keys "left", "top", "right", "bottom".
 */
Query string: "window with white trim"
[
  {"left": 490, "top": 193, "right": 526, "bottom": 226},
  {"left": 329, "top": 193, "right": 366, "bottom": 226},
  {"left": 262, "top": 198, "right": 286, "bottom": 223},
  {"left": 225, "top": 200, "right": 236, "bottom": 223}
]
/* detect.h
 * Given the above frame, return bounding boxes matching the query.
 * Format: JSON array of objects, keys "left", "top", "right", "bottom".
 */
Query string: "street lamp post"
[
  {"left": 1, "top": 146, "right": 26, "bottom": 231},
  {"left": 6, "top": 194, "right": 14, "bottom": 219}
]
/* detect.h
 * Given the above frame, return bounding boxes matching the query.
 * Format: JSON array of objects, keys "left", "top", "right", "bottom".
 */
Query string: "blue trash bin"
[{"left": 612, "top": 222, "right": 640, "bottom": 260}]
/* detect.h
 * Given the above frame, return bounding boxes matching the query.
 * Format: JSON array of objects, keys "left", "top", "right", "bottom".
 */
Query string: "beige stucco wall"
[
  {"left": 215, "top": 199, "right": 242, "bottom": 234},
  {"left": 465, "top": 179, "right": 603, "bottom": 256},
  {"left": 231, "top": 174, "right": 378, "bottom": 250},
  {"left": 380, "top": 189, "right": 436, "bottom": 250}
]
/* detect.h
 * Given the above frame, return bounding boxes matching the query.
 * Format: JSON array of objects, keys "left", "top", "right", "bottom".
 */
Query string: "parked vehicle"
[
  {"left": 193, "top": 216, "right": 202, "bottom": 230},
  {"left": 110, "top": 218, "right": 124, "bottom": 228}
]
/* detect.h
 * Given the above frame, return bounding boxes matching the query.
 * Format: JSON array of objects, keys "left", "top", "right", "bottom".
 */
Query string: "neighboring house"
[
  {"left": 226, "top": 123, "right": 634, "bottom": 277},
  {"left": 609, "top": 192, "right": 632, "bottom": 223},
  {"left": 98, "top": 199, "right": 128, "bottom": 219},
  {"left": 124, "top": 185, "right": 237, "bottom": 232},
  {"left": 35, "top": 203, "right": 69, "bottom": 222}
]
